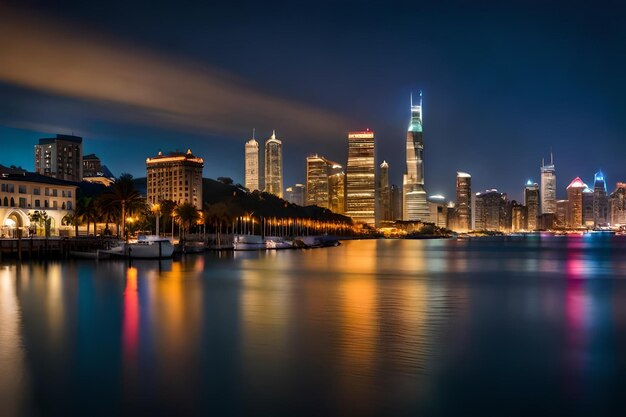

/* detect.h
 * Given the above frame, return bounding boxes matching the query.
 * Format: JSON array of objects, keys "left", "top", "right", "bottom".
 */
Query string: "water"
[{"left": 1, "top": 235, "right": 626, "bottom": 417}]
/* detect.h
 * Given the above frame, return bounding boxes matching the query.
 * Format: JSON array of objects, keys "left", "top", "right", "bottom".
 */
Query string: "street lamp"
[{"left": 151, "top": 203, "right": 161, "bottom": 236}]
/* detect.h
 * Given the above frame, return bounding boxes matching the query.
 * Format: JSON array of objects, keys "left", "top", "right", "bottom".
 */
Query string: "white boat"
[
  {"left": 101, "top": 235, "right": 174, "bottom": 259},
  {"left": 265, "top": 236, "right": 294, "bottom": 250},
  {"left": 233, "top": 235, "right": 265, "bottom": 251}
]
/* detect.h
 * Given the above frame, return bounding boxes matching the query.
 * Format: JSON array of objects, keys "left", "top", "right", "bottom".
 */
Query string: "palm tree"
[
  {"left": 159, "top": 199, "right": 177, "bottom": 237},
  {"left": 204, "top": 201, "right": 229, "bottom": 246},
  {"left": 173, "top": 202, "right": 199, "bottom": 241},
  {"left": 62, "top": 212, "right": 80, "bottom": 237},
  {"left": 99, "top": 174, "right": 145, "bottom": 239}
]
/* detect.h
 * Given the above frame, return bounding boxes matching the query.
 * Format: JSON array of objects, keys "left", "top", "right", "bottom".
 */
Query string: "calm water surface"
[{"left": 1, "top": 236, "right": 626, "bottom": 416}]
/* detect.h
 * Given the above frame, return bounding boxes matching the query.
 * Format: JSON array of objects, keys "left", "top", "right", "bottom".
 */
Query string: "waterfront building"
[
  {"left": 0, "top": 166, "right": 77, "bottom": 237},
  {"left": 305, "top": 155, "right": 336, "bottom": 208},
  {"left": 285, "top": 184, "right": 305, "bottom": 206},
  {"left": 609, "top": 183, "right": 626, "bottom": 226},
  {"left": 511, "top": 203, "right": 527, "bottom": 232},
  {"left": 146, "top": 149, "right": 204, "bottom": 209},
  {"left": 455, "top": 172, "right": 472, "bottom": 232},
  {"left": 540, "top": 153, "right": 556, "bottom": 214},
  {"left": 82, "top": 154, "right": 115, "bottom": 186},
  {"left": 403, "top": 92, "right": 429, "bottom": 221},
  {"left": 264, "top": 131, "right": 283, "bottom": 198},
  {"left": 244, "top": 133, "right": 260, "bottom": 192},
  {"left": 474, "top": 189, "right": 506, "bottom": 231},
  {"left": 379, "top": 161, "right": 391, "bottom": 223},
  {"left": 346, "top": 130, "right": 375, "bottom": 225},
  {"left": 566, "top": 177, "right": 586, "bottom": 228},
  {"left": 556, "top": 200, "right": 568, "bottom": 227},
  {"left": 524, "top": 181, "right": 540, "bottom": 230},
  {"left": 428, "top": 194, "right": 448, "bottom": 229},
  {"left": 593, "top": 171, "right": 608, "bottom": 226},
  {"left": 583, "top": 187, "right": 594, "bottom": 227},
  {"left": 328, "top": 172, "right": 346, "bottom": 214},
  {"left": 34, "top": 134, "right": 83, "bottom": 182},
  {"left": 391, "top": 184, "right": 402, "bottom": 221}
]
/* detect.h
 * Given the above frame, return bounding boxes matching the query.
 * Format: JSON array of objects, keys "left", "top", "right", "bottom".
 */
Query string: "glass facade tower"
[
  {"left": 403, "top": 92, "right": 430, "bottom": 221},
  {"left": 346, "top": 130, "right": 375, "bottom": 225}
]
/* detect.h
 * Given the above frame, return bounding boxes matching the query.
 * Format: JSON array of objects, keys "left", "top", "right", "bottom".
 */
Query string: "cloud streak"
[{"left": 0, "top": 7, "right": 351, "bottom": 140}]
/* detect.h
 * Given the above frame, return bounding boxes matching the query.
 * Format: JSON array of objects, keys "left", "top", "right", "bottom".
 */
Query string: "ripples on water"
[{"left": 1, "top": 235, "right": 626, "bottom": 416}]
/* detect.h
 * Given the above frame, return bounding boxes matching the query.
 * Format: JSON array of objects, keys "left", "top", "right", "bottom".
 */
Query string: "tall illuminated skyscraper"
[
  {"left": 566, "top": 177, "right": 586, "bottom": 228},
  {"left": 524, "top": 180, "right": 540, "bottom": 230},
  {"left": 305, "top": 155, "right": 341, "bottom": 208},
  {"left": 346, "top": 130, "right": 375, "bottom": 225},
  {"left": 403, "top": 92, "right": 429, "bottom": 221},
  {"left": 593, "top": 170, "right": 608, "bottom": 226},
  {"left": 264, "top": 130, "right": 283, "bottom": 198},
  {"left": 540, "top": 152, "right": 556, "bottom": 214},
  {"left": 244, "top": 131, "right": 259, "bottom": 191},
  {"left": 455, "top": 172, "right": 472, "bottom": 232},
  {"left": 379, "top": 161, "right": 391, "bottom": 222}
]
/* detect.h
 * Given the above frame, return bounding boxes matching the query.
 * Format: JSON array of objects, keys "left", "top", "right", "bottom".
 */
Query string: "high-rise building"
[
  {"left": 524, "top": 180, "right": 540, "bottom": 230},
  {"left": 264, "top": 131, "right": 283, "bottom": 198},
  {"left": 609, "top": 183, "right": 626, "bottom": 226},
  {"left": 34, "top": 134, "right": 83, "bottom": 182},
  {"left": 583, "top": 187, "right": 594, "bottom": 227},
  {"left": 244, "top": 132, "right": 260, "bottom": 192},
  {"left": 455, "top": 172, "right": 472, "bottom": 232},
  {"left": 593, "top": 171, "right": 608, "bottom": 226},
  {"left": 146, "top": 149, "right": 204, "bottom": 209},
  {"left": 403, "top": 92, "right": 429, "bottom": 221},
  {"left": 285, "top": 184, "right": 305, "bottom": 206},
  {"left": 540, "top": 153, "right": 556, "bottom": 214},
  {"left": 474, "top": 189, "right": 505, "bottom": 231},
  {"left": 306, "top": 155, "right": 333, "bottom": 207},
  {"left": 346, "top": 130, "right": 376, "bottom": 225},
  {"left": 379, "top": 161, "right": 391, "bottom": 222},
  {"left": 511, "top": 203, "right": 527, "bottom": 232},
  {"left": 328, "top": 172, "right": 346, "bottom": 214},
  {"left": 390, "top": 184, "right": 402, "bottom": 221},
  {"left": 428, "top": 195, "right": 448, "bottom": 229},
  {"left": 556, "top": 200, "right": 568, "bottom": 227},
  {"left": 566, "top": 177, "right": 586, "bottom": 228}
]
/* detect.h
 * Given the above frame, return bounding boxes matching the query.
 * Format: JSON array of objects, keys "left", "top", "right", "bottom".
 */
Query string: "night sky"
[{"left": 1, "top": 0, "right": 625, "bottom": 201}]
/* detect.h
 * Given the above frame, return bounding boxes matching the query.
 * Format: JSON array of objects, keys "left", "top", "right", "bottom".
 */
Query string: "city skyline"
[{"left": 1, "top": 2, "right": 626, "bottom": 202}]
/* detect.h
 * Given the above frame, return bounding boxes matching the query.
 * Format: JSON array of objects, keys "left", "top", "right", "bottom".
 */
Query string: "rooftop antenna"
[
  {"left": 550, "top": 148, "right": 554, "bottom": 165},
  {"left": 252, "top": 128, "right": 255, "bottom": 139}
]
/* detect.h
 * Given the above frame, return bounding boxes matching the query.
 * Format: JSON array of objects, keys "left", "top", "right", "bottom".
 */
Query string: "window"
[
  {"left": 62, "top": 190, "right": 66, "bottom": 197},
  {"left": 67, "top": 190, "right": 72, "bottom": 198},
  {"left": 45, "top": 200, "right": 49, "bottom": 208},
  {"left": 18, "top": 186, "right": 27, "bottom": 194},
  {"left": 67, "top": 201, "right": 72, "bottom": 210},
  {"left": 45, "top": 188, "right": 50, "bottom": 196},
  {"left": 7, "top": 184, "right": 14, "bottom": 193},
  {"left": 35, "top": 200, "right": 40, "bottom": 208},
  {"left": 52, "top": 189, "right": 58, "bottom": 197},
  {"left": 53, "top": 201, "right": 58, "bottom": 209},
  {"left": 0, "top": 184, "right": 5, "bottom": 192},
  {"left": 33, "top": 188, "right": 40, "bottom": 195},
  {"left": 19, "top": 198, "right": 26, "bottom": 208}
]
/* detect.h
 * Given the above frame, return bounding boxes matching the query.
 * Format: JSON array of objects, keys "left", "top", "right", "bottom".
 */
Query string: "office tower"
[
  {"left": 244, "top": 132, "right": 260, "bottom": 191},
  {"left": 455, "top": 172, "right": 472, "bottom": 232},
  {"left": 593, "top": 171, "right": 608, "bottom": 226},
  {"left": 328, "top": 172, "right": 346, "bottom": 214},
  {"left": 556, "top": 200, "right": 568, "bottom": 227},
  {"left": 264, "top": 130, "right": 283, "bottom": 198},
  {"left": 609, "top": 183, "right": 626, "bottom": 226},
  {"left": 146, "top": 149, "right": 204, "bottom": 209},
  {"left": 511, "top": 203, "right": 527, "bottom": 232},
  {"left": 83, "top": 154, "right": 102, "bottom": 177},
  {"left": 34, "top": 134, "right": 83, "bottom": 182},
  {"left": 346, "top": 130, "right": 376, "bottom": 225},
  {"left": 305, "top": 155, "right": 339, "bottom": 208},
  {"left": 390, "top": 184, "right": 402, "bottom": 221},
  {"left": 540, "top": 152, "right": 556, "bottom": 214},
  {"left": 474, "top": 189, "right": 505, "bottom": 231},
  {"left": 379, "top": 161, "right": 391, "bottom": 222},
  {"left": 566, "top": 177, "right": 586, "bottom": 228},
  {"left": 524, "top": 181, "right": 540, "bottom": 230},
  {"left": 428, "top": 195, "right": 448, "bottom": 229},
  {"left": 403, "top": 92, "right": 429, "bottom": 221},
  {"left": 583, "top": 187, "right": 594, "bottom": 227},
  {"left": 285, "top": 184, "right": 305, "bottom": 206}
]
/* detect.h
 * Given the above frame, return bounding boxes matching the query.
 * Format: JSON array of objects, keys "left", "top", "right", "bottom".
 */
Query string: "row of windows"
[
  {"left": 0, "top": 184, "right": 72, "bottom": 197},
  {"left": 0, "top": 197, "right": 72, "bottom": 210}
]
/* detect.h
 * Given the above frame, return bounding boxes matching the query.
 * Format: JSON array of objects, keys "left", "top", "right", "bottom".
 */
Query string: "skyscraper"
[
  {"left": 403, "top": 92, "right": 429, "bottom": 221},
  {"left": 146, "top": 149, "right": 204, "bottom": 209},
  {"left": 455, "top": 172, "right": 472, "bottom": 232},
  {"left": 540, "top": 153, "right": 556, "bottom": 214},
  {"left": 244, "top": 132, "right": 259, "bottom": 191},
  {"left": 328, "top": 172, "right": 346, "bottom": 214},
  {"left": 346, "top": 130, "right": 375, "bottom": 225},
  {"left": 305, "top": 155, "right": 341, "bottom": 208},
  {"left": 34, "top": 134, "right": 83, "bottom": 182},
  {"left": 609, "top": 183, "right": 626, "bottom": 226},
  {"left": 566, "top": 177, "right": 586, "bottom": 228},
  {"left": 285, "top": 184, "right": 305, "bottom": 206},
  {"left": 524, "top": 180, "right": 540, "bottom": 230},
  {"left": 379, "top": 161, "right": 391, "bottom": 222},
  {"left": 593, "top": 171, "right": 608, "bottom": 226},
  {"left": 264, "top": 130, "right": 283, "bottom": 198}
]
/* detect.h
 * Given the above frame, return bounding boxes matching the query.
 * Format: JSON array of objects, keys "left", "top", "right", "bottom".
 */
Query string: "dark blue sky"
[{"left": 1, "top": 0, "right": 625, "bottom": 201}]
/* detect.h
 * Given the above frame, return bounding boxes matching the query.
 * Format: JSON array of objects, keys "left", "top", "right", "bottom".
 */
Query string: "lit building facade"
[
  {"left": 379, "top": 161, "right": 391, "bottom": 222},
  {"left": 566, "top": 177, "right": 586, "bottom": 228},
  {"left": 556, "top": 200, "right": 568, "bottom": 227},
  {"left": 524, "top": 181, "right": 540, "bottom": 230},
  {"left": 34, "top": 134, "right": 83, "bottom": 182},
  {"left": 244, "top": 135, "right": 260, "bottom": 191},
  {"left": 609, "top": 183, "right": 626, "bottom": 226},
  {"left": 540, "top": 153, "right": 556, "bottom": 214},
  {"left": 285, "top": 184, "right": 305, "bottom": 206},
  {"left": 593, "top": 171, "right": 608, "bottom": 226},
  {"left": 391, "top": 184, "right": 402, "bottom": 221},
  {"left": 403, "top": 92, "right": 429, "bottom": 221},
  {"left": 305, "top": 155, "right": 342, "bottom": 208},
  {"left": 264, "top": 131, "right": 283, "bottom": 198},
  {"left": 475, "top": 189, "right": 506, "bottom": 231},
  {"left": 346, "top": 130, "right": 375, "bottom": 225},
  {"left": 146, "top": 149, "right": 204, "bottom": 209},
  {"left": 455, "top": 172, "right": 472, "bottom": 232},
  {"left": 328, "top": 172, "right": 346, "bottom": 214},
  {"left": 428, "top": 195, "right": 448, "bottom": 229}
]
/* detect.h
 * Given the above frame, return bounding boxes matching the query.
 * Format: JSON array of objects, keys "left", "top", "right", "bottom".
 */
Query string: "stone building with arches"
[{"left": 0, "top": 169, "right": 77, "bottom": 237}]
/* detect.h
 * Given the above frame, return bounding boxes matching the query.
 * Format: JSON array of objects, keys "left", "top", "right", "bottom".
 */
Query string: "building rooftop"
[
  {"left": 146, "top": 149, "right": 204, "bottom": 165},
  {"left": 38, "top": 134, "right": 83, "bottom": 145},
  {"left": 0, "top": 171, "right": 78, "bottom": 187},
  {"left": 566, "top": 177, "right": 587, "bottom": 189}
]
